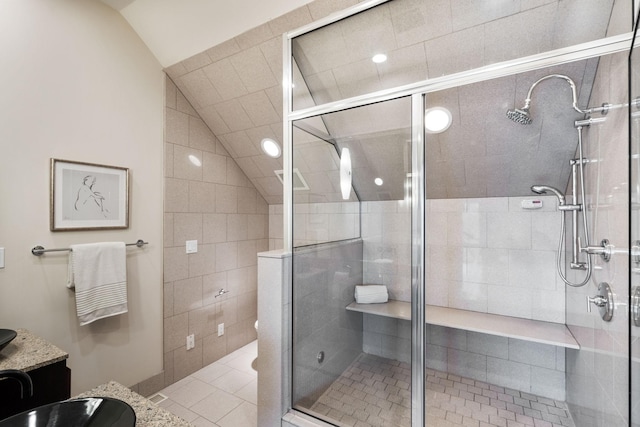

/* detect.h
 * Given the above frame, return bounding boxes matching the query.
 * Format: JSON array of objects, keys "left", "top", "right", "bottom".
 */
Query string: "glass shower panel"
[
  {"left": 291, "top": 96, "right": 413, "bottom": 426},
  {"left": 631, "top": 16, "right": 640, "bottom": 427},
  {"left": 291, "top": 0, "right": 625, "bottom": 111}
]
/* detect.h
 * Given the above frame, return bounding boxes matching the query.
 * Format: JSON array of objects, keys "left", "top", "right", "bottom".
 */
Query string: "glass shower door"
[{"left": 290, "top": 95, "right": 425, "bottom": 426}]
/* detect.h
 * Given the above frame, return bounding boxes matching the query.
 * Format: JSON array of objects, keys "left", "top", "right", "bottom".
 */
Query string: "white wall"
[
  {"left": 0, "top": 0, "right": 164, "bottom": 394},
  {"left": 121, "top": 0, "right": 315, "bottom": 66}
]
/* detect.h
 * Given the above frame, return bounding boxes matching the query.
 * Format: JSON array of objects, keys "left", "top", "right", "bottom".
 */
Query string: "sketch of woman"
[{"left": 74, "top": 175, "right": 109, "bottom": 217}]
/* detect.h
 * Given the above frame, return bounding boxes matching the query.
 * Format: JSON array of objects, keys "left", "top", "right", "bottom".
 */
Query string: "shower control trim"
[
  {"left": 632, "top": 287, "right": 640, "bottom": 327},
  {"left": 586, "top": 282, "right": 613, "bottom": 321},
  {"left": 633, "top": 240, "right": 640, "bottom": 265},
  {"left": 631, "top": 286, "right": 640, "bottom": 326},
  {"left": 580, "top": 238, "right": 612, "bottom": 262}
]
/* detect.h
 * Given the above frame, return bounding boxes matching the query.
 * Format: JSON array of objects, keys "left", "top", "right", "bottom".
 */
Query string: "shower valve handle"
[
  {"left": 586, "top": 282, "right": 614, "bottom": 321},
  {"left": 586, "top": 295, "right": 607, "bottom": 312}
]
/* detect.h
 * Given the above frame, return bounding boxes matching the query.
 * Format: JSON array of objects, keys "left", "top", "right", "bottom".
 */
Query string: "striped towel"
[{"left": 68, "top": 242, "right": 128, "bottom": 326}]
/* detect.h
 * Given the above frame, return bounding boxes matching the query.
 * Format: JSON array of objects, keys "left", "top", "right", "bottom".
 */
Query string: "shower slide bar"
[{"left": 31, "top": 239, "right": 148, "bottom": 256}]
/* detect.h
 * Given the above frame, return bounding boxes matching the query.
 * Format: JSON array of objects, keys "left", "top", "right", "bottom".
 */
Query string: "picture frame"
[{"left": 50, "top": 158, "right": 129, "bottom": 231}]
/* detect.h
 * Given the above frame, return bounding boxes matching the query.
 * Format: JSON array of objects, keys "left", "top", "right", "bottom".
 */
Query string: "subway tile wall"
[{"left": 151, "top": 77, "right": 269, "bottom": 394}]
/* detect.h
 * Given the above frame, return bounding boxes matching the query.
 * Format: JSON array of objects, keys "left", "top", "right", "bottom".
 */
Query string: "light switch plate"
[
  {"left": 186, "top": 334, "right": 195, "bottom": 350},
  {"left": 0, "top": 248, "right": 4, "bottom": 269},
  {"left": 186, "top": 240, "right": 198, "bottom": 254}
]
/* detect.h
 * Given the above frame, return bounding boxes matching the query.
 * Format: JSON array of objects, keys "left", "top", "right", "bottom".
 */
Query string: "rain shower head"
[
  {"left": 531, "top": 185, "right": 566, "bottom": 206},
  {"left": 506, "top": 107, "right": 532, "bottom": 125}
]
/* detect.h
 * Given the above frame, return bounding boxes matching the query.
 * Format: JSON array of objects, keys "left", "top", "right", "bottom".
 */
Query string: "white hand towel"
[
  {"left": 68, "top": 242, "right": 128, "bottom": 326},
  {"left": 354, "top": 285, "right": 388, "bottom": 304}
]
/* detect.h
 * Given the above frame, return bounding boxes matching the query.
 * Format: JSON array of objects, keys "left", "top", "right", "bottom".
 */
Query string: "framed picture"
[{"left": 50, "top": 158, "right": 129, "bottom": 231}]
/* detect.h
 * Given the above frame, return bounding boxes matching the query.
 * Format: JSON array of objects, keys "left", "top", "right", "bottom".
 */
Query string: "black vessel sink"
[
  {"left": 0, "top": 329, "right": 17, "bottom": 352},
  {"left": 0, "top": 397, "right": 136, "bottom": 427}
]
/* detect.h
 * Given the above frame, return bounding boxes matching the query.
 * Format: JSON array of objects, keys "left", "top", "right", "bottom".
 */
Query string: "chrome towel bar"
[{"left": 31, "top": 239, "right": 148, "bottom": 256}]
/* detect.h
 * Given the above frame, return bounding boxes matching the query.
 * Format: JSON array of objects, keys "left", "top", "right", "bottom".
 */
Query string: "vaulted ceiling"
[{"left": 161, "top": 0, "right": 626, "bottom": 204}]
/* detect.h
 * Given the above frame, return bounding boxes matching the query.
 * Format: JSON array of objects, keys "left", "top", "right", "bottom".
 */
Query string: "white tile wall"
[
  {"left": 269, "top": 202, "right": 360, "bottom": 249},
  {"left": 428, "top": 196, "right": 563, "bottom": 322},
  {"left": 270, "top": 195, "right": 564, "bottom": 321}
]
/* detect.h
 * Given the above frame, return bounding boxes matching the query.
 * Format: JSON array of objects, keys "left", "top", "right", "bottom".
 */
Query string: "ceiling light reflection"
[
  {"left": 372, "top": 53, "right": 387, "bottom": 64},
  {"left": 340, "top": 148, "right": 352, "bottom": 200},
  {"left": 261, "top": 138, "right": 282, "bottom": 158},
  {"left": 424, "top": 107, "right": 452, "bottom": 133}
]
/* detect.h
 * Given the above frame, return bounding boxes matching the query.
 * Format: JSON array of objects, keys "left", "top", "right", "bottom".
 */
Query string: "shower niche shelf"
[{"left": 346, "top": 301, "right": 580, "bottom": 349}]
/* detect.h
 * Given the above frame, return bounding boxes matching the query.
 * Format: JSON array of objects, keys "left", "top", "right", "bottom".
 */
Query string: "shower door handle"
[{"left": 586, "top": 282, "right": 613, "bottom": 321}]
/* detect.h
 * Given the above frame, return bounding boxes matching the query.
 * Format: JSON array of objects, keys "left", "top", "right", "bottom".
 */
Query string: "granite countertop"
[
  {"left": 75, "top": 381, "right": 193, "bottom": 427},
  {"left": 0, "top": 328, "right": 68, "bottom": 372}
]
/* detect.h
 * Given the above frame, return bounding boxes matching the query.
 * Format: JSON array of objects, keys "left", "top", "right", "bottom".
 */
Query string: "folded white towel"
[
  {"left": 68, "top": 242, "right": 128, "bottom": 326},
  {"left": 354, "top": 285, "right": 388, "bottom": 304}
]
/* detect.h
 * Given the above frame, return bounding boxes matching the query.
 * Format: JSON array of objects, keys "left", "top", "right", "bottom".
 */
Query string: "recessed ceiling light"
[
  {"left": 374, "top": 178, "right": 383, "bottom": 186},
  {"left": 372, "top": 53, "right": 387, "bottom": 64},
  {"left": 261, "top": 138, "right": 281, "bottom": 158},
  {"left": 424, "top": 107, "right": 452, "bottom": 133},
  {"left": 188, "top": 155, "right": 202, "bottom": 167}
]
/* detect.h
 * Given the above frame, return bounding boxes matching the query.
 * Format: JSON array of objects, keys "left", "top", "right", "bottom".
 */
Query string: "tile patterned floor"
[
  {"left": 157, "top": 341, "right": 257, "bottom": 427},
  {"left": 158, "top": 345, "right": 574, "bottom": 427},
  {"left": 310, "top": 353, "right": 576, "bottom": 427}
]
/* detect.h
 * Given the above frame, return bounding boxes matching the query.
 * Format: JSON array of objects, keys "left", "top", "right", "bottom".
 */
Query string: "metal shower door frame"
[{"left": 283, "top": 1, "right": 634, "bottom": 426}]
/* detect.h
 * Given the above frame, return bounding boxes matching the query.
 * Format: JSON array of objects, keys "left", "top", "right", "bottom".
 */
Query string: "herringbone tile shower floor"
[{"left": 309, "top": 353, "right": 575, "bottom": 427}]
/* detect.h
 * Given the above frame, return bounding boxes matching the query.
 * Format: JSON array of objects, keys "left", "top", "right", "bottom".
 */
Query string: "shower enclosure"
[{"left": 282, "top": 1, "right": 636, "bottom": 426}]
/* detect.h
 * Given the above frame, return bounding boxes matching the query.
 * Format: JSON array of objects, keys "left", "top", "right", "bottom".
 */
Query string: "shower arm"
[
  {"left": 522, "top": 74, "right": 587, "bottom": 115},
  {"left": 523, "top": 74, "right": 637, "bottom": 116},
  {"left": 521, "top": 74, "right": 638, "bottom": 121}
]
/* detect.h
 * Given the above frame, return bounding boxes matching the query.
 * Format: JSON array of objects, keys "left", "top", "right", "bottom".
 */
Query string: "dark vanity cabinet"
[
  {"left": 0, "top": 330, "right": 71, "bottom": 420},
  {"left": 0, "top": 360, "right": 71, "bottom": 419}
]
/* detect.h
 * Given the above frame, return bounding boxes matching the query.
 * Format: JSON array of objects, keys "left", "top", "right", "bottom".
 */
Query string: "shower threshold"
[{"left": 306, "top": 353, "right": 575, "bottom": 427}]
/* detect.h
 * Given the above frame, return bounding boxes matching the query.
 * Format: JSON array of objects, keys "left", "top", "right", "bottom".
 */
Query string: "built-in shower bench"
[{"left": 346, "top": 300, "right": 580, "bottom": 349}]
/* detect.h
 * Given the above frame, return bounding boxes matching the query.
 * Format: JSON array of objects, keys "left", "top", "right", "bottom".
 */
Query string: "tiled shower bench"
[{"left": 346, "top": 300, "right": 580, "bottom": 349}]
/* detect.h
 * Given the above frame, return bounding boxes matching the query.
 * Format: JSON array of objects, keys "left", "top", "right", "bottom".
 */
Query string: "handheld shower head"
[{"left": 531, "top": 185, "right": 566, "bottom": 206}]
